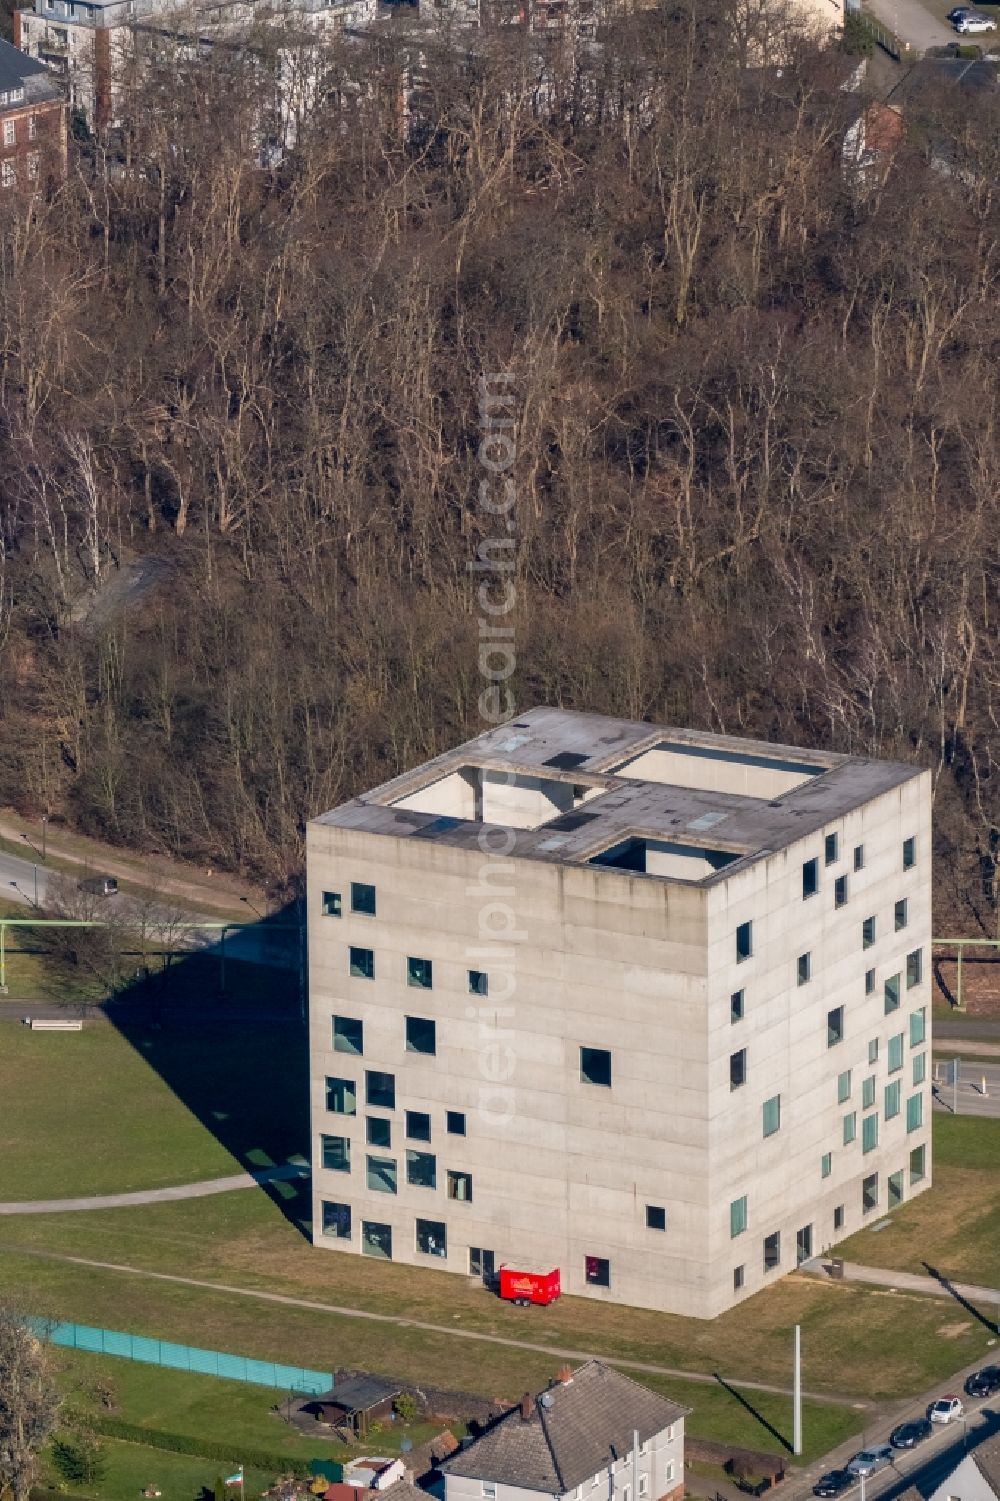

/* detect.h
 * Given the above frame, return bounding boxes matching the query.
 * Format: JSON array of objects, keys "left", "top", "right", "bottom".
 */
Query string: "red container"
[{"left": 499, "top": 1264, "right": 561, "bottom": 1307}]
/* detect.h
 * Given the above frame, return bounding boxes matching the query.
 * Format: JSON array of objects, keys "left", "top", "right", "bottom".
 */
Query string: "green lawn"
[{"left": 43, "top": 1435, "right": 275, "bottom": 1501}]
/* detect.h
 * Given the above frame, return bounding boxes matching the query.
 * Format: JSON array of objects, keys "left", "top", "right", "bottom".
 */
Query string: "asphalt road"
[
  {"left": 0, "top": 847, "right": 51, "bottom": 907},
  {"left": 932, "top": 1061, "right": 1000, "bottom": 1117},
  {"left": 864, "top": 0, "right": 956, "bottom": 52}
]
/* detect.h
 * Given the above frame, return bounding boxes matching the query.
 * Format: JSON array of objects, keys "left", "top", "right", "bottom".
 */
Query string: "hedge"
[{"left": 88, "top": 1415, "right": 315, "bottom": 1474}]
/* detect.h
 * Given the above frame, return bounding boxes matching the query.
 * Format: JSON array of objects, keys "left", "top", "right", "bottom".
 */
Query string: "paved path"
[
  {"left": 0, "top": 1163, "right": 308, "bottom": 1215},
  {"left": 831, "top": 1259, "right": 1000, "bottom": 1311},
  {"left": 937, "top": 1020, "right": 1000, "bottom": 1040},
  {"left": 864, "top": 0, "right": 954, "bottom": 52},
  {"left": 932, "top": 1062, "right": 1000, "bottom": 1118}
]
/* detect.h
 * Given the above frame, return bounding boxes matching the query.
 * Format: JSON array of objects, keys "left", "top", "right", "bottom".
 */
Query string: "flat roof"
[{"left": 312, "top": 707, "right": 922, "bottom": 886}]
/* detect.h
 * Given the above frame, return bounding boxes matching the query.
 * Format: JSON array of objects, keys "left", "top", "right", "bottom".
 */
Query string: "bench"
[{"left": 25, "top": 1018, "right": 83, "bottom": 1031}]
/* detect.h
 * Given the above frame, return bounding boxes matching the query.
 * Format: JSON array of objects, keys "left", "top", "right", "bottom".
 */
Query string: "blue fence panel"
[
  {"left": 76, "top": 1326, "right": 104, "bottom": 1353},
  {"left": 131, "top": 1335, "right": 162, "bottom": 1366},
  {"left": 160, "top": 1342, "right": 191, "bottom": 1371},
  {"left": 104, "top": 1330, "right": 133, "bottom": 1359},
  {"left": 244, "top": 1359, "right": 277, "bottom": 1387},
  {"left": 188, "top": 1347, "right": 219, "bottom": 1377},
  {"left": 217, "top": 1352, "right": 248, "bottom": 1382}
]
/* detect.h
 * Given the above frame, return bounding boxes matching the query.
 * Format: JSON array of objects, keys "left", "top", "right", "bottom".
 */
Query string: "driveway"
[{"left": 865, "top": 0, "right": 956, "bottom": 52}]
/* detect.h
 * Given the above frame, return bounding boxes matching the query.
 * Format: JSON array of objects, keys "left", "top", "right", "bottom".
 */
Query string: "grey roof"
[
  {"left": 380, "top": 1483, "right": 433, "bottom": 1501},
  {"left": 441, "top": 1361, "right": 686, "bottom": 1494},
  {"left": 0, "top": 37, "right": 48, "bottom": 92},
  {"left": 315, "top": 1374, "right": 403, "bottom": 1412},
  {"left": 313, "top": 706, "right": 921, "bottom": 887},
  {"left": 971, "top": 1434, "right": 1000, "bottom": 1497}
]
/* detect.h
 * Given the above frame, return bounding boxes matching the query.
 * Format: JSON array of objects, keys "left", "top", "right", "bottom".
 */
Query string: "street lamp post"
[{"left": 41, "top": 815, "right": 47, "bottom": 861}]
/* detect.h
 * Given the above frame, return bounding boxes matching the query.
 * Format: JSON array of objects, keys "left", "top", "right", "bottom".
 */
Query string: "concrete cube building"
[{"left": 307, "top": 707, "right": 932, "bottom": 1319}]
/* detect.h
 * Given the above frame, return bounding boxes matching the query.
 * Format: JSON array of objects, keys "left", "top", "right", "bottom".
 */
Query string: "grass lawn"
[{"left": 43, "top": 1435, "right": 276, "bottom": 1501}]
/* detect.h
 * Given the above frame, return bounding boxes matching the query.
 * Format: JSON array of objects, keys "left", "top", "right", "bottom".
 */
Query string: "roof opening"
[
  {"left": 610, "top": 740, "right": 827, "bottom": 800},
  {"left": 591, "top": 836, "right": 739, "bottom": 880}
]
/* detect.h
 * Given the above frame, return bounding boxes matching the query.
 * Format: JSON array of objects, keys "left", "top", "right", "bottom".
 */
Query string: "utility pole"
[{"left": 793, "top": 1324, "right": 802, "bottom": 1457}]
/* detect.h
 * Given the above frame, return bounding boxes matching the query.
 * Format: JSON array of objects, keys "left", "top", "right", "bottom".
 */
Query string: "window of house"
[
  {"left": 837, "top": 1069, "right": 851, "bottom": 1103},
  {"left": 416, "top": 1218, "right": 447, "bottom": 1258},
  {"left": 321, "top": 1135, "right": 351, "bottom": 1172},
  {"left": 835, "top": 875, "right": 848, "bottom": 908},
  {"left": 802, "top": 858, "right": 819, "bottom": 899},
  {"left": 362, "top": 1221, "right": 392, "bottom": 1259},
  {"left": 481, "top": 1487, "right": 496, "bottom": 1501},
  {"left": 333, "top": 1015, "right": 363, "bottom": 1055},
  {"left": 730, "top": 1195, "right": 748, "bottom": 1238},
  {"left": 736, "top": 921, "right": 753, "bottom": 962},
  {"left": 866, "top": 968, "right": 876, "bottom": 996},
  {"left": 854, "top": 844, "right": 865, "bottom": 872},
  {"left": 1, "top": 159, "right": 13, "bottom": 189},
  {"left": 731, "top": 989, "right": 745, "bottom": 1023},
  {"left": 447, "top": 1110, "right": 467, "bottom": 1135},
  {"left": 894, "top": 898, "right": 908, "bottom": 932},
  {"left": 406, "top": 1110, "right": 431, "bottom": 1141},
  {"left": 903, "top": 836, "right": 916, "bottom": 870},
  {"left": 906, "top": 1093, "right": 923, "bottom": 1132},
  {"left": 868, "top": 1038, "right": 879, "bottom": 1065},
  {"left": 910, "top": 1007, "right": 926, "bottom": 1047},
  {"left": 580, "top": 1046, "right": 612, "bottom": 1087},
  {"left": 910, "top": 1144, "right": 926, "bottom": 1183},
  {"left": 821, "top": 1152, "right": 832, "bottom": 1179},
  {"left": 469, "top": 969, "right": 488, "bottom": 996},
  {"left": 3, "top": 119, "right": 15, "bottom": 146},
  {"left": 406, "top": 1016, "right": 436, "bottom": 1055},
  {"left": 325, "top": 1077, "right": 356, "bottom": 1115},
  {"left": 447, "top": 1169, "right": 473, "bottom": 1202},
  {"left": 639, "top": 1476, "right": 650, "bottom": 1498},
  {"left": 730, "top": 1049, "right": 747, "bottom": 1090},
  {"left": 888, "top": 1032, "right": 904, "bottom": 1073},
  {"left": 825, "top": 833, "right": 839, "bottom": 865},
  {"left": 888, "top": 1169, "right": 903, "bottom": 1207},
  {"left": 762, "top": 1095, "right": 781, "bottom": 1138},
  {"left": 913, "top": 1052, "right": 926, "bottom": 1086},
  {"left": 351, "top": 881, "right": 376, "bottom": 915},
  {"left": 862, "top": 916, "right": 876, "bottom": 949},
  {"left": 834, "top": 1204, "right": 845, "bottom": 1230},
  {"left": 884, "top": 1081, "right": 900, "bottom": 1120},
  {"left": 321, "top": 1201, "right": 351, "bottom": 1239},
  {"left": 733, "top": 1264, "right": 745, "bottom": 1291},
  {"left": 907, "top": 949, "right": 923, "bottom": 989},
  {"left": 646, "top": 1205, "right": 666, "bottom": 1231},
  {"left": 366, "top": 1117, "right": 391, "bottom": 1148},
  {"left": 862, "top": 1172, "right": 878, "bottom": 1213},
  {"left": 862, "top": 1113, "right": 878, "bottom": 1153},
  {"left": 862, "top": 1075, "right": 875, "bottom": 1109},
  {"left": 885, "top": 973, "right": 900, "bottom": 1013},
  {"left": 827, "top": 1007, "right": 844, "bottom": 1047},
  {"left": 406, "top": 1149, "right": 437, "bottom": 1188},
  {"left": 797, "top": 952, "right": 811, "bottom": 986},
  {"left": 366, "top": 1155, "right": 397, "bottom": 1193},
  {"left": 664, "top": 1463, "right": 676, "bottom": 1485},
  {"left": 322, "top": 890, "right": 342, "bottom": 917},
  {"left": 349, "top": 946, "right": 374, "bottom": 979},
  {"left": 27, "top": 113, "right": 37, "bottom": 140},
  {"left": 843, "top": 1111, "right": 857, "bottom": 1145},
  {"left": 407, "top": 956, "right": 433, "bottom": 989},
  {"left": 366, "top": 1070, "right": 395, "bottom": 1110},
  {"left": 763, "top": 1232, "right": 780, "bottom": 1272},
  {"left": 585, "top": 1255, "right": 610, "bottom": 1286}
]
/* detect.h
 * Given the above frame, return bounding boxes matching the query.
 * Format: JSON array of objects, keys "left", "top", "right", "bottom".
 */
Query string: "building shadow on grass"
[
  {"left": 713, "top": 1374, "right": 793, "bottom": 1456},
  {"left": 922, "top": 1262, "right": 999, "bottom": 1335}
]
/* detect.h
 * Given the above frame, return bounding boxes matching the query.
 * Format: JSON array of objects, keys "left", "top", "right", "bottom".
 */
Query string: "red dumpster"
[{"left": 498, "top": 1264, "right": 561, "bottom": 1307}]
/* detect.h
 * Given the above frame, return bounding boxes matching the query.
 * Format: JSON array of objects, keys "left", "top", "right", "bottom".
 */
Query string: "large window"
[
  {"left": 406, "top": 1150, "right": 437, "bottom": 1188},
  {"left": 862, "top": 1173, "right": 879, "bottom": 1213},
  {"left": 843, "top": 1111, "right": 857, "bottom": 1145},
  {"left": 903, "top": 836, "right": 916, "bottom": 870},
  {"left": 366, "top": 1117, "right": 391, "bottom": 1148},
  {"left": 366, "top": 1155, "right": 397, "bottom": 1194},
  {"left": 862, "top": 916, "right": 876, "bottom": 949},
  {"left": 447, "top": 1170, "right": 473, "bottom": 1202},
  {"left": 447, "top": 1111, "right": 467, "bottom": 1135},
  {"left": 406, "top": 1110, "right": 431, "bottom": 1142},
  {"left": 406, "top": 1016, "right": 437, "bottom": 1055},
  {"left": 884, "top": 1081, "right": 900, "bottom": 1120},
  {"left": 322, "top": 891, "right": 342, "bottom": 917},
  {"left": 351, "top": 881, "right": 376, "bottom": 915},
  {"left": 828, "top": 1007, "right": 845, "bottom": 1048},
  {"left": 730, "top": 1195, "right": 748, "bottom": 1238},
  {"left": 884, "top": 974, "right": 900, "bottom": 1014},
  {"left": 894, "top": 898, "right": 908, "bottom": 932},
  {"left": 321, "top": 1136, "right": 351, "bottom": 1173},
  {"left": 585, "top": 1256, "right": 610, "bottom": 1287},
  {"left": 736, "top": 921, "right": 753, "bottom": 962},
  {"left": 321, "top": 1201, "right": 351, "bottom": 1239},
  {"left": 416, "top": 1219, "right": 447, "bottom": 1258},
  {"left": 907, "top": 949, "right": 923, "bottom": 989},
  {"left": 803, "top": 858, "right": 819, "bottom": 899},
  {"left": 906, "top": 1093, "right": 924, "bottom": 1132},
  {"left": 580, "top": 1046, "right": 612, "bottom": 1087},
  {"left": 862, "top": 1113, "right": 878, "bottom": 1154},
  {"left": 763, "top": 1232, "right": 780, "bottom": 1272},
  {"left": 888, "top": 1032, "right": 904, "bottom": 1073},
  {"left": 762, "top": 1096, "right": 781, "bottom": 1138},
  {"left": 349, "top": 946, "right": 374, "bottom": 979},
  {"left": 910, "top": 1007, "right": 926, "bottom": 1047},
  {"left": 333, "top": 1015, "right": 363, "bottom": 1055},
  {"left": 730, "top": 1049, "right": 747, "bottom": 1091},
  {"left": 362, "top": 1221, "right": 392, "bottom": 1259},
  {"left": 837, "top": 1069, "right": 852, "bottom": 1104},
  {"left": 407, "top": 957, "right": 433, "bottom": 989},
  {"left": 366, "top": 1070, "right": 395, "bottom": 1110},
  {"left": 325, "top": 1077, "right": 356, "bottom": 1115}
]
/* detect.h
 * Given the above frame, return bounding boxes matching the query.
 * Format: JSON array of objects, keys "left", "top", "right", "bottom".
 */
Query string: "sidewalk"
[{"left": 805, "top": 1258, "right": 1000, "bottom": 1314}]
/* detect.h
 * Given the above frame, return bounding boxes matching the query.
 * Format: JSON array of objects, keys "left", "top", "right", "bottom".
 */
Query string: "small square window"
[
  {"left": 884, "top": 974, "right": 900, "bottom": 1014},
  {"left": 862, "top": 1112, "right": 878, "bottom": 1153},
  {"left": 447, "top": 1169, "right": 473, "bottom": 1202},
  {"left": 407, "top": 956, "right": 433, "bottom": 989},
  {"left": 907, "top": 949, "right": 923, "bottom": 989},
  {"left": 646, "top": 1205, "right": 666, "bottom": 1231},
  {"left": 837, "top": 1069, "right": 851, "bottom": 1104},
  {"left": 834, "top": 1203, "right": 845, "bottom": 1230},
  {"left": 585, "top": 1255, "right": 610, "bottom": 1286},
  {"left": 843, "top": 1111, "right": 857, "bottom": 1145},
  {"left": 862, "top": 1171, "right": 878, "bottom": 1213},
  {"left": 362, "top": 1221, "right": 392, "bottom": 1259},
  {"left": 325, "top": 1077, "right": 356, "bottom": 1115},
  {"left": 736, "top": 920, "right": 753, "bottom": 962},
  {"left": 321, "top": 1135, "right": 351, "bottom": 1172},
  {"left": 835, "top": 875, "right": 848, "bottom": 908},
  {"left": 803, "top": 858, "right": 819, "bottom": 899},
  {"left": 447, "top": 1110, "right": 467, "bottom": 1135},
  {"left": 333, "top": 1015, "right": 363, "bottom": 1055},
  {"left": 797, "top": 952, "right": 811, "bottom": 986},
  {"left": 730, "top": 1194, "right": 748, "bottom": 1238},
  {"left": 367, "top": 1154, "right": 397, "bottom": 1193},
  {"left": 322, "top": 890, "right": 342, "bottom": 917},
  {"left": 866, "top": 968, "right": 876, "bottom": 996},
  {"left": 416, "top": 1217, "right": 447, "bottom": 1258},
  {"left": 351, "top": 881, "right": 376, "bottom": 915},
  {"left": 827, "top": 1006, "right": 844, "bottom": 1048},
  {"left": 321, "top": 1201, "right": 351, "bottom": 1239},
  {"left": 468, "top": 969, "right": 488, "bottom": 996},
  {"left": 868, "top": 1038, "right": 878, "bottom": 1066},
  {"left": 406, "top": 1149, "right": 437, "bottom": 1188},
  {"left": 862, "top": 916, "right": 876, "bottom": 950},
  {"left": 821, "top": 1151, "right": 832, "bottom": 1179},
  {"left": 733, "top": 1264, "right": 745, "bottom": 1291},
  {"left": 762, "top": 1095, "right": 781, "bottom": 1138},
  {"left": 366, "top": 1117, "right": 391, "bottom": 1148},
  {"left": 825, "top": 833, "right": 839, "bottom": 865},
  {"left": 366, "top": 1070, "right": 395, "bottom": 1110},
  {"left": 854, "top": 844, "right": 865, "bottom": 872},
  {"left": 730, "top": 1048, "right": 747, "bottom": 1090},
  {"left": 406, "top": 1015, "right": 437, "bottom": 1055},
  {"left": 894, "top": 898, "right": 908, "bottom": 932},
  {"left": 862, "top": 1075, "right": 875, "bottom": 1109},
  {"left": 406, "top": 1110, "right": 431, "bottom": 1142},
  {"left": 903, "top": 836, "right": 916, "bottom": 870},
  {"left": 731, "top": 989, "right": 745, "bottom": 1023},
  {"left": 580, "top": 1046, "right": 612, "bottom": 1087},
  {"left": 763, "top": 1231, "right": 780, "bottom": 1272},
  {"left": 350, "top": 946, "right": 374, "bottom": 979}
]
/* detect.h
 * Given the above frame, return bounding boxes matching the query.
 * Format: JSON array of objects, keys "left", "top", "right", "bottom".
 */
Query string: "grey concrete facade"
[{"left": 307, "top": 708, "right": 932, "bottom": 1319}]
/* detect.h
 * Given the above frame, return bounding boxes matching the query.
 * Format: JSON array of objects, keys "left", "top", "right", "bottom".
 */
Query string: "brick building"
[{"left": 0, "top": 37, "right": 65, "bottom": 191}]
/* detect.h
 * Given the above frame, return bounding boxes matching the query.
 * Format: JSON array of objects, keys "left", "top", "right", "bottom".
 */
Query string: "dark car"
[
  {"left": 890, "top": 1419, "right": 932, "bottom": 1449},
  {"left": 965, "top": 1365, "right": 1000, "bottom": 1398},
  {"left": 947, "top": 5, "right": 973, "bottom": 16},
  {"left": 814, "top": 1472, "right": 855, "bottom": 1497}
]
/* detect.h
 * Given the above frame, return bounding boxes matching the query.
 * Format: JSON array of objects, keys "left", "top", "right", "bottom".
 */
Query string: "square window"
[
  {"left": 366, "top": 1117, "right": 391, "bottom": 1148},
  {"left": 854, "top": 844, "right": 865, "bottom": 872},
  {"left": 407, "top": 956, "right": 433, "bottom": 989},
  {"left": 406, "top": 1016, "right": 436, "bottom": 1055},
  {"left": 366, "top": 1155, "right": 397, "bottom": 1193},
  {"left": 797, "top": 952, "right": 811, "bottom": 986},
  {"left": 885, "top": 974, "right": 900, "bottom": 1014},
  {"left": 350, "top": 946, "right": 374, "bottom": 979},
  {"left": 894, "top": 898, "right": 908, "bottom": 932},
  {"left": 730, "top": 1049, "right": 747, "bottom": 1090},
  {"left": 888, "top": 1032, "right": 904, "bottom": 1073},
  {"left": 322, "top": 890, "right": 342, "bottom": 917},
  {"left": 835, "top": 874, "right": 848, "bottom": 908},
  {"left": 862, "top": 1112, "right": 878, "bottom": 1153},
  {"left": 910, "top": 1144, "right": 926, "bottom": 1183},
  {"left": 366, "top": 1070, "right": 395, "bottom": 1110},
  {"left": 827, "top": 1006, "right": 844, "bottom": 1048},
  {"left": 866, "top": 968, "right": 876, "bottom": 996},
  {"left": 910, "top": 1007, "right": 926, "bottom": 1047},
  {"left": 913, "top": 1052, "right": 926, "bottom": 1086},
  {"left": 406, "top": 1110, "right": 431, "bottom": 1142},
  {"left": 468, "top": 969, "right": 488, "bottom": 996},
  {"left": 821, "top": 1151, "right": 832, "bottom": 1179},
  {"left": 333, "top": 1015, "right": 363, "bottom": 1055},
  {"left": 763, "top": 1231, "right": 780, "bottom": 1272},
  {"left": 580, "top": 1046, "right": 612, "bottom": 1087},
  {"left": 907, "top": 949, "right": 923, "bottom": 989},
  {"left": 646, "top": 1205, "right": 666, "bottom": 1231},
  {"left": 321, "top": 1201, "right": 351, "bottom": 1239},
  {"left": 862, "top": 1172, "right": 878, "bottom": 1213},
  {"left": 406, "top": 1149, "right": 437, "bottom": 1188},
  {"left": 447, "top": 1169, "right": 473, "bottom": 1202},
  {"left": 731, "top": 989, "right": 745, "bottom": 1023},
  {"left": 868, "top": 1038, "right": 879, "bottom": 1065},
  {"left": 416, "top": 1218, "right": 447, "bottom": 1258},
  {"left": 884, "top": 1080, "right": 900, "bottom": 1120},
  {"left": 825, "top": 833, "right": 839, "bottom": 865},
  {"left": 843, "top": 1111, "right": 857, "bottom": 1145},
  {"left": 802, "top": 858, "right": 819, "bottom": 899},
  {"left": 733, "top": 1264, "right": 745, "bottom": 1291},
  {"left": 325, "top": 1077, "right": 356, "bottom": 1115},
  {"left": 906, "top": 1093, "right": 923, "bottom": 1132},
  {"left": 321, "top": 1135, "right": 351, "bottom": 1172},
  {"left": 837, "top": 1069, "right": 851, "bottom": 1104},
  {"left": 585, "top": 1255, "right": 610, "bottom": 1286},
  {"left": 834, "top": 1203, "right": 845, "bottom": 1230},
  {"left": 903, "top": 836, "right": 916, "bottom": 870},
  {"left": 447, "top": 1110, "right": 467, "bottom": 1135},
  {"left": 862, "top": 916, "right": 876, "bottom": 950},
  {"left": 862, "top": 1075, "right": 875, "bottom": 1109},
  {"left": 762, "top": 1095, "right": 781, "bottom": 1138},
  {"left": 736, "top": 921, "right": 753, "bottom": 962},
  {"left": 482, "top": 1488, "right": 496, "bottom": 1501},
  {"left": 351, "top": 881, "right": 376, "bottom": 915},
  {"left": 362, "top": 1221, "right": 392, "bottom": 1259},
  {"left": 730, "top": 1194, "right": 748, "bottom": 1238}
]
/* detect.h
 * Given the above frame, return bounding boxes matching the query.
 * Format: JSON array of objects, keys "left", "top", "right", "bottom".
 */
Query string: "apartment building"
[
  {"left": 307, "top": 707, "right": 932, "bottom": 1319},
  {"left": 0, "top": 36, "right": 65, "bottom": 190}
]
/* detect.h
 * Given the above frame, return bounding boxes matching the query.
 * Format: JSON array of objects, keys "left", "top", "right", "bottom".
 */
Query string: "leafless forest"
[{"left": 1, "top": 5, "right": 999, "bottom": 926}]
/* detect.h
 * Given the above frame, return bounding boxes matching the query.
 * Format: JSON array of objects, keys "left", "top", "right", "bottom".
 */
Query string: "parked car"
[
  {"left": 964, "top": 1366, "right": 1000, "bottom": 1398},
  {"left": 846, "top": 1448, "right": 894, "bottom": 1479},
  {"left": 814, "top": 1471, "right": 855, "bottom": 1497},
  {"left": 955, "top": 11, "right": 996, "bottom": 30},
  {"left": 78, "top": 874, "right": 119, "bottom": 897},
  {"left": 890, "top": 1419, "right": 932, "bottom": 1449},
  {"left": 947, "top": 5, "right": 974, "bottom": 17},
  {"left": 928, "top": 1396, "right": 964, "bottom": 1424}
]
